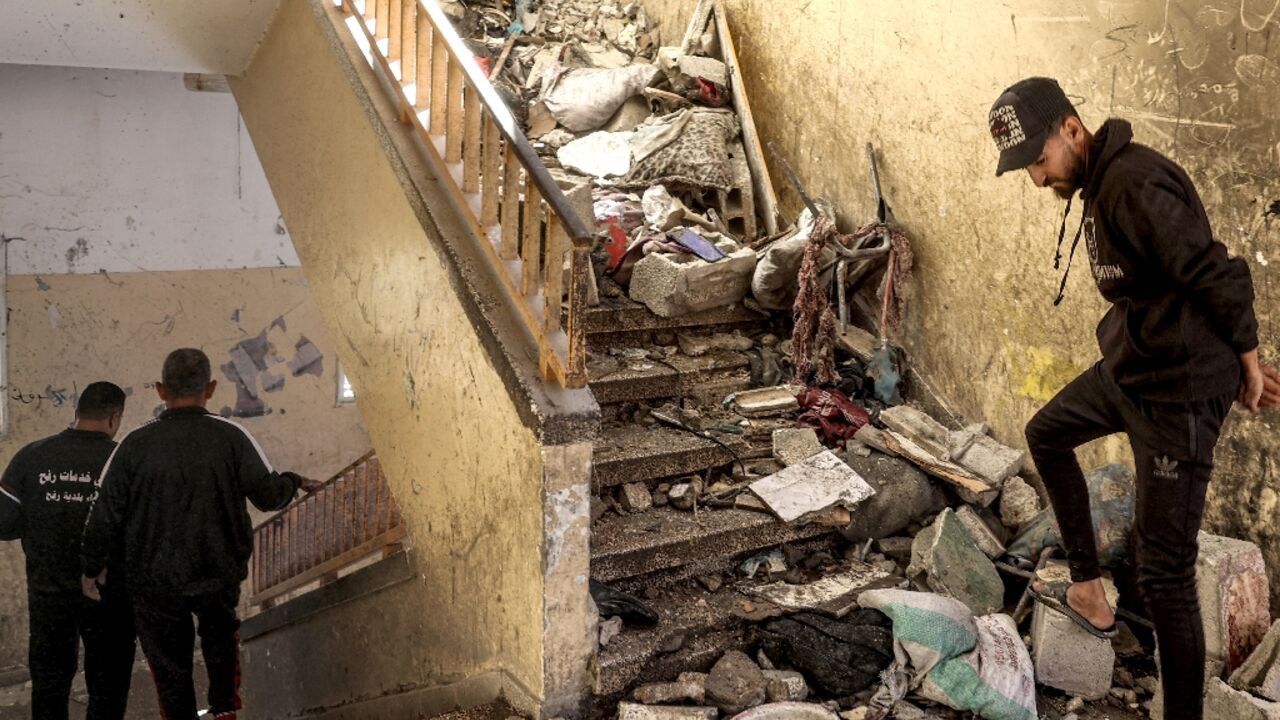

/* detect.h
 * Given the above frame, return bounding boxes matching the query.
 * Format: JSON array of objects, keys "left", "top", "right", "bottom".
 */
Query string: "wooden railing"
[
  {"left": 250, "top": 451, "right": 405, "bottom": 608},
  {"left": 336, "top": 0, "right": 592, "bottom": 388}
]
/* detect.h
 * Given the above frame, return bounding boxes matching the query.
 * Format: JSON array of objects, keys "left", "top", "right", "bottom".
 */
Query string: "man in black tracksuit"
[
  {"left": 0, "top": 382, "right": 136, "bottom": 720},
  {"left": 989, "top": 77, "right": 1280, "bottom": 719},
  {"left": 81, "top": 348, "right": 317, "bottom": 720}
]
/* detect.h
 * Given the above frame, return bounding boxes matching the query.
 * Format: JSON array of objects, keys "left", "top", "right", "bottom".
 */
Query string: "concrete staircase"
[{"left": 582, "top": 296, "right": 845, "bottom": 703}]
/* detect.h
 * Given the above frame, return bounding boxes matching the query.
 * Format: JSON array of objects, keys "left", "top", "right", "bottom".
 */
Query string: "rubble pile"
[{"left": 443, "top": 3, "right": 1277, "bottom": 720}]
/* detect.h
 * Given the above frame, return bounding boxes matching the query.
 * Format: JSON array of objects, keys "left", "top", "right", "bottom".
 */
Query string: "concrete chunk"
[
  {"left": 762, "top": 670, "right": 809, "bottom": 702},
  {"left": 954, "top": 504, "right": 1006, "bottom": 559},
  {"left": 617, "top": 703, "right": 719, "bottom": 720},
  {"left": 732, "top": 385, "right": 801, "bottom": 418},
  {"left": 1231, "top": 620, "right": 1280, "bottom": 701},
  {"left": 620, "top": 482, "right": 654, "bottom": 513},
  {"left": 749, "top": 451, "right": 877, "bottom": 524},
  {"left": 878, "top": 405, "right": 950, "bottom": 458},
  {"left": 629, "top": 239, "right": 756, "bottom": 317},
  {"left": 907, "top": 508, "right": 1003, "bottom": 615},
  {"left": 633, "top": 678, "right": 706, "bottom": 705},
  {"left": 999, "top": 476, "right": 1041, "bottom": 529},
  {"left": 947, "top": 424, "right": 1025, "bottom": 486},
  {"left": 772, "top": 428, "right": 825, "bottom": 466},
  {"left": 678, "top": 331, "right": 754, "bottom": 357},
  {"left": 1205, "top": 678, "right": 1280, "bottom": 720},
  {"left": 1030, "top": 599, "right": 1116, "bottom": 700},
  {"left": 1198, "top": 532, "right": 1271, "bottom": 674}
]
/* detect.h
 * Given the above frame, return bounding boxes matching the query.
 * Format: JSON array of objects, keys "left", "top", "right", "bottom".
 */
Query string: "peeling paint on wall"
[{"left": 219, "top": 318, "right": 327, "bottom": 417}]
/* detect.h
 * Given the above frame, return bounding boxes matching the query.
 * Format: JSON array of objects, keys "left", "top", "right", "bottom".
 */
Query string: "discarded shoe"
[
  {"left": 1030, "top": 580, "right": 1118, "bottom": 639},
  {"left": 590, "top": 579, "right": 659, "bottom": 626}
]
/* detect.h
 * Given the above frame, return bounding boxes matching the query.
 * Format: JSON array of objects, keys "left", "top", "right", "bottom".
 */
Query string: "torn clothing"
[
  {"left": 82, "top": 406, "right": 301, "bottom": 597},
  {"left": 0, "top": 429, "right": 117, "bottom": 593},
  {"left": 1081, "top": 119, "right": 1258, "bottom": 401}
]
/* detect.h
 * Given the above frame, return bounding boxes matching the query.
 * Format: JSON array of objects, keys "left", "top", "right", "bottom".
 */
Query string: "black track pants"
[
  {"left": 28, "top": 583, "right": 136, "bottom": 720},
  {"left": 133, "top": 586, "right": 241, "bottom": 720},
  {"left": 1025, "top": 362, "right": 1233, "bottom": 720}
]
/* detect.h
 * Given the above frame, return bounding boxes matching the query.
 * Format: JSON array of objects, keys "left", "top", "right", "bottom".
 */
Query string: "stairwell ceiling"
[{"left": 0, "top": 0, "right": 284, "bottom": 75}]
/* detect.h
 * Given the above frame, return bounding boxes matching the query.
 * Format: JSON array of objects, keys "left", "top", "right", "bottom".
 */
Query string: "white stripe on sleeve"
[{"left": 211, "top": 415, "right": 275, "bottom": 473}]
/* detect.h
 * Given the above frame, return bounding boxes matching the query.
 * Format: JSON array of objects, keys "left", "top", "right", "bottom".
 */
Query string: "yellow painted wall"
[
  {"left": 648, "top": 0, "right": 1279, "bottom": 598},
  {"left": 231, "top": 0, "right": 551, "bottom": 709},
  {"left": 0, "top": 267, "right": 370, "bottom": 669}
]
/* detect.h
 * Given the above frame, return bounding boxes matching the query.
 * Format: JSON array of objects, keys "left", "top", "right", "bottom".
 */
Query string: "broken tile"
[
  {"left": 1231, "top": 620, "right": 1280, "bottom": 701},
  {"left": 732, "top": 386, "right": 801, "bottom": 418},
  {"left": 906, "top": 508, "right": 1003, "bottom": 615},
  {"left": 749, "top": 451, "right": 876, "bottom": 524},
  {"left": 1198, "top": 532, "right": 1272, "bottom": 674},
  {"left": 744, "top": 563, "right": 892, "bottom": 617},
  {"left": 772, "top": 428, "right": 824, "bottom": 466}
]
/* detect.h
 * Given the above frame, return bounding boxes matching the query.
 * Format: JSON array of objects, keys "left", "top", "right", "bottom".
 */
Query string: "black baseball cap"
[{"left": 989, "top": 77, "right": 1078, "bottom": 176}]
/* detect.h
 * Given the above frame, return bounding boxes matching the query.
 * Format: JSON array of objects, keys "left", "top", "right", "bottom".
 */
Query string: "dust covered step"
[
  {"left": 591, "top": 505, "right": 834, "bottom": 583},
  {"left": 593, "top": 424, "right": 756, "bottom": 489},
  {"left": 579, "top": 295, "right": 766, "bottom": 338},
  {"left": 588, "top": 349, "right": 752, "bottom": 406}
]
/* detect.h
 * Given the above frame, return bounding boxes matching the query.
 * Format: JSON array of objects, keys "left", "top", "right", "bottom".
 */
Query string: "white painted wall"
[
  {"left": 0, "top": 64, "right": 300, "bottom": 275},
  {"left": 0, "top": 0, "right": 282, "bottom": 75}
]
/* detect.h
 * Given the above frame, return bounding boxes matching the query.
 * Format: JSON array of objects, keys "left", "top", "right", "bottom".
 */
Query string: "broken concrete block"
[
  {"left": 878, "top": 405, "right": 950, "bottom": 459},
  {"left": 762, "top": 670, "right": 809, "bottom": 702},
  {"left": 599, "top": 615, "right": 624, "bottom": 648},
  {"left": 999, "top": 476, "right": 1041, "bottom": 529},
  {"left": 1204, "top": 677, "right": 1280, "bottom": 720},
  {"left": 1231, "top": 620, "right": 1280, "bottom": 701},
  {"left": 629, "top": 238, "right": 756, "bottom": 317},
  {"left": 772, "top": 428, "right": 824, "bottom": 467},
  {"left": 620, "top": 482, "right": 654, "bottom": 513},
  {"left": 907, "top": 509, "right": 1003, "bottom": 615},
  {"left": 677, "top": 331, "right": 755, "bottom": 357},
  {"left": 732, "top": 385, "right": 801, "bottom": 418},
  {"left": 617, "top": 703, "right": 719, "bottom": 720},
  {"left": 744, "top": 563, "right": 892, "bottom": 617},
  {"left": 749, "top": 451, "right": 877, "bottom": 524},
  {"left": 954, "top": 504, "right": 1006, "bottom": 559},
  {"left": 669, "top": 478, "right": 701, "bottom": 511},
  {"left": 840, "top": 454, "right": 946, "bottom": 541},
  {"left": 1197, "top": 531, "right": 1272, "bottom": 674},
  {"left": 656, "top": 46, "right": 729, "bottom": 88},
  {"left": 633, "top": 678, "right": 706, "bottom": 705},
  {"left": 1030, "top": 599, "right": 1116, "bottom": 700},
  {"left": 947, "top": 425, "right": 1025, "bottom": 486},
  {"left": 706, "top": 650, "right": 767, "bottom": 715}
]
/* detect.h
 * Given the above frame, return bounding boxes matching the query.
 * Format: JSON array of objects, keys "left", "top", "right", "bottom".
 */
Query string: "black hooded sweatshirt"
[
  {"left": 1075, "top": 119, "right": 1258, "bottom": 401},
  {"left": 82, "top": 407, "right": 302, "bottom": 597}
]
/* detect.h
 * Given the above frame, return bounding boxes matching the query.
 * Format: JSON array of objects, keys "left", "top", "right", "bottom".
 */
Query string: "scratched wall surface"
[
  {"left": 231, "top": 0, "right": 551, "bottom": 712},
  {"left": 0, "top": 63, "right": 299, "bottom": 274},
  {"left": 0, "top": 267, "right": 370, "bottom": 670},
  {"left": 644, "top": 0, "right": 1280, "bottom": 605}
]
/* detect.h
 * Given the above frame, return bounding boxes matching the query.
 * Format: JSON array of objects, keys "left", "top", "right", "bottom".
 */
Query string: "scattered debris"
[
  {"left": 705, "top": 650, "right": 767, "bottom": 715},
  {"left": 1230, "top": 620, "right": 1280, "bottom": 702},
  {"left": 758, "top": 609, "right": 894, "bottom": 698},
  {"left": 771, "top": 428, "right": 824, "bottom": 466},
  {"left": 907, "top": 509, "right": 1004, "bottom": 615},
  {"left": 744, "top": 563, "right": 893, "bottom": 616},
  {"left": 748, "top": 451, "right": 876, "bottom": 525},
  {"left": 1029, "top": 564, "right": 1118, "bottom": 700},
  {"left": 730, "top": 385, "right": 801, "bottom": 418}
]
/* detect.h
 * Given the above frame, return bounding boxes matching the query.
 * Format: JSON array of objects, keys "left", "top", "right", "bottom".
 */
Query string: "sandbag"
[
  {"left": 751, "top": 202, "right": 836, "bottom": 310},
  {"left": 859, "top": 589, "right": 1036, "bottom": 720},
  {"left": 539, "top": 62, "right": 661, "bottom": 132}
]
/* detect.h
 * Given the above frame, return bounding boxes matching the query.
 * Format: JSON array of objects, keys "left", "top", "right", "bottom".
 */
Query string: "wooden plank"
[
  {"left": 564, "top": 244, "right": 590, "bottom": 388},
  {"left": 520, "top": 183, "right": 542, "bottom": 295},
  {"left": 430, "top": 31, "right": 448, "bottom": 135},
  {"left": 375, "top": 0, "right": 389, "bottom": 40},
  {"left": 713, "top": 1, "right": 779, "bottom": 235},
  {"left": 446, "top": 60, "right": 465, "bottom": 163},
  {"left": 681, "top": 0, "right": 715, "bottom": 53},
  {"left": 400, "top": 0, "right": 416, "bottom": 82},
  {"left": 543, "top": 216, "right": 565, "bottom": 334},
  {"left": 249, "top": 525, "right": 408, "bottom": 606},
  {"left": 414, "top": 11, "right": 431, "bottom": 108},
  {"left": 500, "top": 146, "right": 521, "bottom": 260},
  {"left": 463, "top": 87, "right": 482, "bottom": 192},
  {"left": 854, "top": 426, "right": 998, "bottom": 506},
  {"left": 481, "top": 116, "right": 502, "bottom": 227}
]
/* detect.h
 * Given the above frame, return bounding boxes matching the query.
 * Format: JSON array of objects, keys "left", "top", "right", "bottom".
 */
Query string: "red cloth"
[{"left": 795, "top": 387, "right": 871, "bottom": 449}]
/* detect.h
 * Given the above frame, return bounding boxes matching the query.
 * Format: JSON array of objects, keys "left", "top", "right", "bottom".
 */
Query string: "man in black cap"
[
  {"left": 989, "top": 77, "right": 1280, "bottom": 718},
  {"left": 81, "top": 348, "right": 320, "bottom": 720},
  {"left": 0, "top": 382, "right": 136, "bottom": 720}
]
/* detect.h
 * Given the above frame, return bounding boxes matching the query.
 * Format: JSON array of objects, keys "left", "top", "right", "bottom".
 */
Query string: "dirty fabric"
[
  {"left": 757, "top": 609, "right": 894, "bottom": 698},
  {"left": 539, "top": 62, "right": 660, "bottom": 132},
  {"left": 794, "top": 387, "right": 870, "bottom": 449},
  {"left": 616, "top": 109, "right": 740, "bottom": 192},
  {"left": 792, "top": 216, "right": 841, "bottom": 385}
]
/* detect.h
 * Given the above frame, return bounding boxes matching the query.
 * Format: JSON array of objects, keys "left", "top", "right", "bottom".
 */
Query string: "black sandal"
[{"left": 1030, "top": 580, "right": 1119, "bottom": 639}]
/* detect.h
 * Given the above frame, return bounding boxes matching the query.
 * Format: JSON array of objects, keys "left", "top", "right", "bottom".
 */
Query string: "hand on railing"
[{"left": 297, "top": 476, "right": 326, "bottom": 494}]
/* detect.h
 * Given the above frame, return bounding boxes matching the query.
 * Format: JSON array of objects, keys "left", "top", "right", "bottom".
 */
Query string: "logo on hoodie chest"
[{"left": 1084, "top": 214, "right": 1125, "bottom": 283}]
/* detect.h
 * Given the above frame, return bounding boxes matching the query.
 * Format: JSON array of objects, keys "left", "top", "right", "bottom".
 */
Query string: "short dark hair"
[
  {"left": 162, "top": 348, "right": 212, "bottom": 397},
  {"left": 77, "top": 381, "right": 126, "bottom": 420}
]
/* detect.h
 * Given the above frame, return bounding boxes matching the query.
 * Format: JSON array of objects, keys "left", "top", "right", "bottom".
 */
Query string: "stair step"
[
  {"left": 582, "top": 296, "right": 767, "bottom": 336},
  {"left": 591, "top": 506, "right": 833, "bottom": 583},
  {"left": 594, "top": 424, "right": 755, "bottom": 489},
  {"left": 595, "top": 583, "right": 753, "bottom": 700},
  {"left": 588, "top": 350, "right": 751, "bottom": 406}
]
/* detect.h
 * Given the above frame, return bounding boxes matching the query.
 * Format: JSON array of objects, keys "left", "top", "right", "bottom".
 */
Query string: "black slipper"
[{"left": 1030, "top": 580, "right": 1119, "bottom": 639}]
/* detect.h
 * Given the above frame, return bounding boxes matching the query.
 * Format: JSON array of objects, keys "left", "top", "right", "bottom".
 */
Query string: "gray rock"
[
  {"left": 1204, "top": 677, "right": 1280, "bottom": 719},
  {"left": 706, "top": 650, "right": 768, "bottom": 715},
  {"left": 1230, "top": 620, "right": 1280, "bottom": 701},
  {"left": 1031, "top": 600, "right": 1115, "bottom": 700},
  {"left": 620, "top": 482, "right": 654, "bottom": 513},
  {"left": 762, "top": 670, "right": 809, "bottom": 702},
  {"left": 999, "top": 476, "right": 1041, "bottom": 529},
  {"left": 907, "top": 509, "right": 1003, "bottom": 615},
  {"left": 954, "top": 504, "right": 1006, "bottom": 559},
  {"left": 634, "top": 678, "right": 706, "bottom": 705},
  {"left": 840, "top": 453, "right": 945, "bottom": 541}
]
